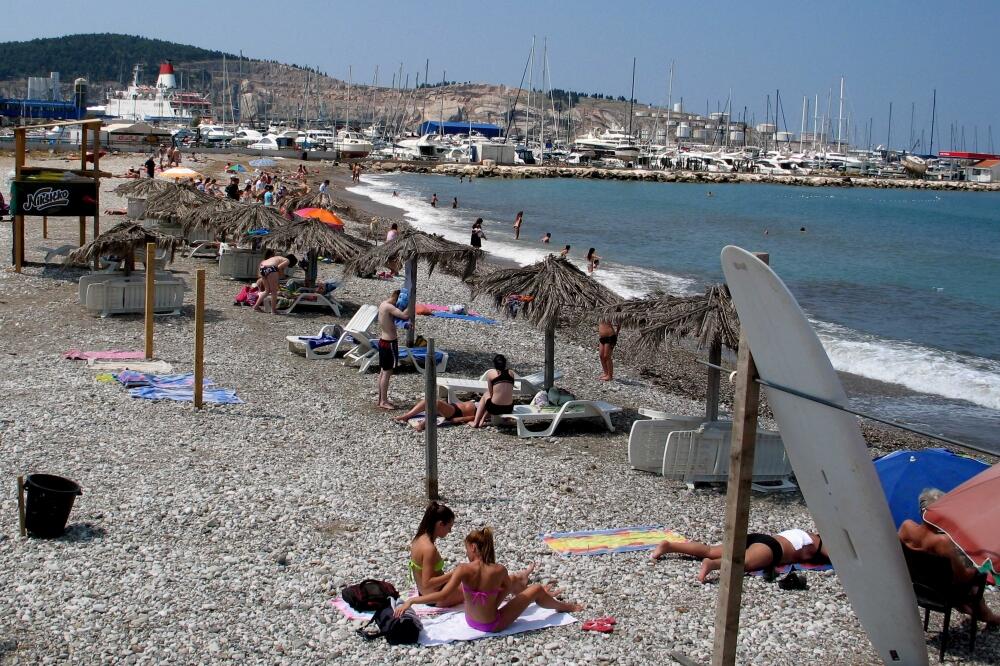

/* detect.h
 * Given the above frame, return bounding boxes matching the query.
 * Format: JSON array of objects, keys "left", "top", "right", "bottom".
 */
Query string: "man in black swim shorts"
[
  {"left": 376, "top": 289, "right": 408, "bottom": 410},
  {"left": 597, "top": 318, "right": 621, "bottom": 381}
]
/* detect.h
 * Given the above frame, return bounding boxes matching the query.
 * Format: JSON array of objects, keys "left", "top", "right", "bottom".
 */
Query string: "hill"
[{"left": 0, "top": 33, "right": 241, "bottom": 82}]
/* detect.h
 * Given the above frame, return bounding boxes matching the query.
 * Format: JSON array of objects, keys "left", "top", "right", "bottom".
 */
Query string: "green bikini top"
[{"left": 407, "top": 557, "right": 445, "bottom": 585}]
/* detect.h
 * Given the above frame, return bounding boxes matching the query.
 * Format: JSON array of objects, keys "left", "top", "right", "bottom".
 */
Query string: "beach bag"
[
  {"left": 234, "top": 285, "right": 251, "bottom": 305},
  {"left": 341, "top": 579, "right": 399, "bottom": 613},
  {"left": 547, "top": 386, "right": 577, "bottom": 407},
  {"left": 357, "top": 604, "right": 422, "bottom": 645},
  {"left": 531, "top": 390, "right": 550, "bottom": 408}
]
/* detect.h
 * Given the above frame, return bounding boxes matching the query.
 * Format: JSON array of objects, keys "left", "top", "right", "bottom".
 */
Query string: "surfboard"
[{"left": 720, "top": 246, "right": 927, "bottom": 665}]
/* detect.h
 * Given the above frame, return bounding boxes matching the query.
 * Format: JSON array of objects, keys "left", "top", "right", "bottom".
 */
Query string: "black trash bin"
[{"left": 24, "top": 474, "right": 82, "bottom": 538}]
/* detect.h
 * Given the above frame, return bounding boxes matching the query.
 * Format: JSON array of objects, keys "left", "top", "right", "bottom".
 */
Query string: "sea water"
[{"left": 351, "top": 173, "right": 1000, "bottom": 452}]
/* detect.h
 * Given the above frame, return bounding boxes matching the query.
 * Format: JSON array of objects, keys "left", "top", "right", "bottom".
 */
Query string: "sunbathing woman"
[
  {"left": 394, "top": 398, "right": 479, "bottom": 431},
  {"left": 651, "top": 528, "right": 829, "bottom": 583},
  {"left": 395, "top": 527, "right": 580, "bottom": 631},
  {"left": 408, "top": 502, "right": 463, "bottom": 606},
  {"left": 470, "top": 354, "right": 516, "bottom": 428}
]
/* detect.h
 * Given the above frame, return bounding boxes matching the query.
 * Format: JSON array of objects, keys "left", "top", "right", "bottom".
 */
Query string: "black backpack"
[
  {"left": 341, "top": 579, "right": 399, "bottom": 613},
  {"left": 357, "top": 605, "right": 423, "bottom": 645}
]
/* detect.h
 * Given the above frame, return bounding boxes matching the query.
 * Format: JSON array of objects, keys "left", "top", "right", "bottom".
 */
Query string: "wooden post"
[
  {"left": 543, "top": 321, "right": 556, "bottom": 389},
  {"left": 13, "top": 128, "right": 25, "bottom": 273},
  {"left": 79, "top": 126, "right": 88, "bottom": 246},
  {"left": 194, "top": 269, "right": 206, "bottom": 409},
  {"left": 42, "top": 216, "right": 48, "bottom": 239},
  {"left": 424, "top": 337, "right": 439, "bottom": 500},
  {"left": 17, "top": 475, "right": 27, "bottom": 538},
  {"left": 144, "top": 243, "right": 156, "bottom": 359},
  {"left": 711, "top": 252, "right": 768, "bottom": 666},
  {"left": 405, "top": 257, "right": 417, "bottom": 348},
  {"left": 706, "top": 339, "right": 722, "bottom": 422},
  {"left": 92, "top": 124, "right": 101, "bottom": 238}
]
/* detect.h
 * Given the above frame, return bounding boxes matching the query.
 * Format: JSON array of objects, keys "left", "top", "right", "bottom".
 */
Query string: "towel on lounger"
[{"left": 418, "top": 603, "right": 577, "bottom": 646}]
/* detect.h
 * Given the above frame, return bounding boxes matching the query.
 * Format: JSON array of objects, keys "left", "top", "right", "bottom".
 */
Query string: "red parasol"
[{"left": 924, "top": 462, "right": 1000, "bottom": 576}]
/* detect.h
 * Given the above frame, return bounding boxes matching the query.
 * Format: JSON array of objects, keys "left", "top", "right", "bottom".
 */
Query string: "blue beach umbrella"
[
  {"left": 249, "top": 158, "right": 277, "bottom": 168},
  {"left": 226, "top": 164, "right": 247, "bottom": 173},
  {"left": 874, "top": 448, "right": 989, "bottom": 528}
]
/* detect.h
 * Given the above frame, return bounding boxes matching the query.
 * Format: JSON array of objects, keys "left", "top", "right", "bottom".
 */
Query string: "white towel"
[{"left": 418, "top": 604, "right": 577, "bottom": 646}]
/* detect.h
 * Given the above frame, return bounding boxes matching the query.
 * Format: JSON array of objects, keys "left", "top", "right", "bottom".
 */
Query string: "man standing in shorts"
[{"left": 377, "top": 289, "right": 409, "bottom": 409}]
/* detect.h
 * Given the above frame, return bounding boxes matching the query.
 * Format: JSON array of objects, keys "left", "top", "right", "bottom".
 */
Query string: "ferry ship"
[{"left": 101, "top": 62, "right": 212, "bottom": 123}]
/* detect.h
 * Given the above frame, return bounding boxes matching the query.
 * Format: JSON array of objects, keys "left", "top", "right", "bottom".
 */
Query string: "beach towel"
[
  {"left": 403, "top": 414, "right": 452, "bottom": 429},
  {"left": 115, "top": 372, "right": 213, "bottom": 389},
  {"left": 429, "top": 312, "right": 498, "bottom": 325},
  {"left": 542, "top": 526, "right": 687, "bottom": 556},
  {"left": 329, "top": 594, "right": 459, "bottom": 621},
  {"left": 397, "top": 348, "right": 446, "bottom": 364},
  {"left": 419, "top": 303, "right": 483, "bottom": 317},
  {"left": 86, "top": 359, "right": 174, "bottom": 374},
  {"left": 418, "top": 604, "right": 577, "bottom": 646},
  {"left": 64, "top": 349, "right": 145, "bottom": 361},
  {"left": 129, "top": 386, "right": 243, "bottom": 404}
]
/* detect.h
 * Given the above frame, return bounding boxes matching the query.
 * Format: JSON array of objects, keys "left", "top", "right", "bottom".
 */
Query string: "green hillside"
[{"left": 0, "top": 33, "right": 240, "bottom": 81}]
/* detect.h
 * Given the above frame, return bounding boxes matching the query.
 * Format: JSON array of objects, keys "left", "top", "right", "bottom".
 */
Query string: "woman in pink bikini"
[{"left": 394, "top": 527, "right": 582, "bottom": 632}]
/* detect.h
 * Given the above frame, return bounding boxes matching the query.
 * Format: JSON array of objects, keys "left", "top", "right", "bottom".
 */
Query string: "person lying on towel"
[
  {"left": 394, "top": 398, "right": 478, "bottom": 431},
  {"left": 395, "top": 527, "right": 583, "bottom": 632},
  {"left": 898, "top": 488, "right": 1000, "bottom": 625},
  {"left": 650, "top": 528, "right": 830, "bottom": 583}
]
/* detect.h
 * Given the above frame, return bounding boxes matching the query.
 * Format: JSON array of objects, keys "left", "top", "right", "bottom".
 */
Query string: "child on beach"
[
  {"left": 513, "top": 211, "right": 524, "bottom": 239},
  {"left": 586, "top": 248, "right": 601, "bottom": 274},
  {"left": 559, "top": 245, "right": 571, "bottom": 258},
  {"left": 453, "top": 197, "right": 458, "bottom": 209},
  {"left": 541, "top": 232, "right": 551, "bottom": 244},
  {"left": 395, "top": 527, "right": 578, "bottom": 631},
  {"left": 431, "top": 193, "right": 438, "bottom": 208}
]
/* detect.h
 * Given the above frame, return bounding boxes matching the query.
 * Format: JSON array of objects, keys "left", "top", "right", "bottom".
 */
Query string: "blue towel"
[
  {"left": 299, "top": 333, "right": 345, "bottom": 350},
  {"left": 116, "top": 372, "right": 213, "bottom": 388},
  {"left": 129, "top": 386, "right": 243, "bottom": 404},
  {"left": 397, "top": 347, "right": 445, "bottom": 363},
  {"left": 429, "top": 312, "right": 497, "bottom": 325}
]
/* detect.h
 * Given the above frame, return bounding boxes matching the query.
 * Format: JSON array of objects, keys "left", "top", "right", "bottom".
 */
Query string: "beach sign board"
[
  {"left": 720, "top": 245, "right": 927, "bottom": 665},
  {"left": 12, "top": 179, "right": 98, "bottom": 217}
]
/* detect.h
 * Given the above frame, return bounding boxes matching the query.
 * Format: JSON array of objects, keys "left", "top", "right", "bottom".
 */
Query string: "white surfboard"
[{"left": 720, "top": 246, "right": 927, "bottom": 666}]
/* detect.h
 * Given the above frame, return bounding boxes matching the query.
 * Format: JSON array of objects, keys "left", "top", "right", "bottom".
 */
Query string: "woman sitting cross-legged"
[
  {"left": 408, "top": 502, "right": 463, "bottom": 606},
  {"left": 394, "top": 527, "right": 581, "bottom": 632},
  {"left": 470, "top": 354, "right": 516, "bottom": 428},
  {"left": 394, "top": 399, "right": 479, "bottom": 431}
]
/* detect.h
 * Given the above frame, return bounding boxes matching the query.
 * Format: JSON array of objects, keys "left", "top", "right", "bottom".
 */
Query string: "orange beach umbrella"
[
  {"left": 924, "top": 463, "right": 1000, "bottom": 576},
  {"left": 295, "top": 207, "right": 344, "bottom": 227}
]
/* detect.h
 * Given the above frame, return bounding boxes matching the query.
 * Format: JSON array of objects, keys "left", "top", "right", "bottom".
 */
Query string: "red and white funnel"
[{"left": 155, "top": 61, "right": 177, "bottom": 89}]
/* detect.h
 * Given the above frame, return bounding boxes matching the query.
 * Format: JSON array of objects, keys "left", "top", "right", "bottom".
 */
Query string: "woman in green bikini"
[{"left": 409, "top": 502, "right": 459, "bottom": 603}]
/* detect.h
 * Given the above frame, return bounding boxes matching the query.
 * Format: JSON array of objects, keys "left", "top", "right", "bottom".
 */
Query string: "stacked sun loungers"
[{"left": 83, "top": 275, "right": 186, "bottom": 317}]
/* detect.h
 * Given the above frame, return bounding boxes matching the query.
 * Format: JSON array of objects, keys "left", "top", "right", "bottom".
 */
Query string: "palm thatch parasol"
[
  {"left": 472, "top": 255, "right": 619, "bottom": 389},
  {"left": 347, "top": 228, "right": 483, "bottom": 346},
  {"left": 144, "top": 184, "right": 216, "bottom": 221},
  {"left": 113, "top": 178, "right": 173, "bottom": 199},
  {"left": 259, "top": 218, "right": 372, "bottom": 286},
  {"left": 599, "top": 284, "right": 740, "bottom": 421},
  {"left": 65, "top": 221, "right": 183, "bottom": 274},
  {"left": 211, "top": 203, "right": 289, "bottom": 238},
  {"left": 180, "top": 197, "right": 243, "bottom": 237}
]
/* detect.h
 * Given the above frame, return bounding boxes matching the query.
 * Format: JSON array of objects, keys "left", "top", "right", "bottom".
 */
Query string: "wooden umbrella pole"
[
  {"left": 405, "top": 257, "right": 417, "bottom": 347},
  {"left": 79, "top": 127, "right": 88, "bottom": 246},
  {"left": 42, "top": 216, "right": 48, "bottom": 239},
  {"left": 17, "top": 475, "right": 27, "bottom": 537},
  {"left": 544, "top": 321, "right": 556, "bottom": 390},
  {"left": 144, "top": 243, "right": 156, "bottom": 359},
  {"left": 706, "top": 339, "right": 722, "bottom": 422},
  {"left": 13, "top": 128, "right": 25, "bottom": 273},
  {"left": 193, "top": 269, "right": 206, "bottom": 409},
  {"left": 424, "top": 337, "right": 439, "bottom": 500},
  {"left": 711, "top": 252, "right": 768, "bottom": 666}
]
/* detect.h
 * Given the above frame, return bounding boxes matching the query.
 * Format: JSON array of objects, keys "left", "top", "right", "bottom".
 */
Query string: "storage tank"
[
  {"left": 691, "top": 128, "right": 709, "bottom": 141},
  {"left": 676, "top": 122, "right": 691, "bottom": 139},
  {"left": 728, "top": 130, "right": 746, "bottom": 143},
  {"left": 776, "top": 131, "right": 794, "bottom": 143},
  {"left": 673, "top": 102, "right": 683, "bottom": 114},
  {"left": 74, "top": 78, "right": 88, "bottom": 110},
  {"left": 755, "top": 123, "right": 776, "bottom": 134}
]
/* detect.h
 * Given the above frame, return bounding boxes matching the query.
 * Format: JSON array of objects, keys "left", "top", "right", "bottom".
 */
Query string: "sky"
[{"left": 2, "top": 0, "right": 998, "bottom": 152}]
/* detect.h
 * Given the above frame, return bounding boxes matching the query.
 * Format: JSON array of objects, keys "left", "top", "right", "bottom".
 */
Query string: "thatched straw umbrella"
[
  {"left": 259, "top": 218, "right": 372, "bottom": 286},
  {"left": 212, "top": 203, "right": 289, "bottom": 238},
  {"left": 180, "top": 197, "right": 243, "bottom": 238},
  {"left": 347, "top": 228, "right": 483, "bottom": 346},
  {"left": 65, "top": 221, "right": 183, "bottom": 274},
  {"left": 113, "top": 178, "right": 173, "bottom": 198},
  {"left": 472, "top": 255, "right": 619, "bottom": 389},
  {"left": 600, "top": 284, "right": 740, "bottom": 421},
  {"left": 144, "top": 184, "right": 217, "bottom": 222}
]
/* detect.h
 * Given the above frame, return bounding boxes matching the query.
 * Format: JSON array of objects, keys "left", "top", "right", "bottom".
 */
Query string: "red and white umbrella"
[{"left": 924, "top": 462, "right": 1000, "bottom": 576}]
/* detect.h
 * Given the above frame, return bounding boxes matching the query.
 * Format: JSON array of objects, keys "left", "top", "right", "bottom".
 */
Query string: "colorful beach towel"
[
  {"left": 542, "top": 526, "right": 687, "bottom": 556},
  {"left": 329, "top": 593, "right": 459, "bottom": 621},
  {"left": 430, "top": 312, "right": 498, "bottom": 325},
  {"left": 64, "top": 349, "right": 145, "bottom": 361},
  {"left": 418, "top": 604, "right": 576, "bottom": 646},
  {"left": 115, "top": 371, "right": 213, "bottom": 389},
  {"left": 129, "top": 386, "right": 243, "bottom": 404}
]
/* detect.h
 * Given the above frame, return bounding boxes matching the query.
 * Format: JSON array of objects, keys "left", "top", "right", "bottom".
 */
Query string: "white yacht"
[
  {"left": 230, "top": 128, "right": 263, "bottom": 147},
  {"left": 572, "top": 128, "right": 639, "bottom": 163},
  {"left": 334, "top": 130, "right": 374, "bottom": 158},
  {"left": 247, "top": 135, "right": 280, "bottom": 151},
  {"left": 198, "top": 124, "right": 235, "bottom": 144},
  {"left": 393, "top": 134, "right": 441, "bottom": 160}
]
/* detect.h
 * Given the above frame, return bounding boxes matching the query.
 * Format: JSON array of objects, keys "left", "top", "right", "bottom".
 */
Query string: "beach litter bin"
[{"left": 24, "top": 474, "right": 82, "bottom": 538}]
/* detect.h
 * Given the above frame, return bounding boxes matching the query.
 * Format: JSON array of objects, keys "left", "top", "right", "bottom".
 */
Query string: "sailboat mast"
[
  {"left": 800, "top": 96, "right": 807, "bottom": 153},
  {"left": 886, "top": 102, "right": 893, "bottom": 152},
  {"left": 525, "top": 36, "right": 534, "bottom": 146},
  {"left": 422, "top": 59, "right": 429, "bottom": 126},
  {"left": 666, "top": 61, "right": 674, "bottom": 147},
  {"left": 836, "top": 76, "right": 844, "bottom": 152},
  {"left": 812, "top": 93, "right": 819, "bottom": 152},
  {"left": 540, "top": 38, "right": 547, "bottom": 153},
  {"left": 347, "top": 65, "right": 352, "bottom": 131},
  {"left": 929, "top": 88, "right": 937, "bottom": 155},
  {"left": 628, "top": 57, "right": 636, "bottom": 136}
]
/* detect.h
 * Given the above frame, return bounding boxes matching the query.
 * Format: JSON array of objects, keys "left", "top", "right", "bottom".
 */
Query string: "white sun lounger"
[
  {"left": 278, "top": 288, "right": 341, "bottom": 316},
  {"left": 500, "top": 400, "right": 621, "bottom": 438},
  {"left": 84, "top": 276, "right": 186, "bottom": 317},
  {"left": 435, "top": 369, "right": 562, "bottom": 403},
  {"left": 660, "top": 421, "right": 795, "bottom": 491},
  {"left": 344, "top": 336, "right": 449, "bottom": 375},
  {"left": 286, "top": 324, "right": 347, "bottom": 360},
  {"left": 627, "top": 414, "right": 708, "bottom": 474}
]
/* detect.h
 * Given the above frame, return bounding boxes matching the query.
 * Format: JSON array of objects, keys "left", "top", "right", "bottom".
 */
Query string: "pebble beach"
[{"left": 1, "top": 152, "right": 997, "bottom": 665}]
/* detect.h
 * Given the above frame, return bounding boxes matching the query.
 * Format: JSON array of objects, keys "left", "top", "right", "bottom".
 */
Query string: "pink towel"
[{"left": 63, "top": 349, "right": 146, "bottom": 361}]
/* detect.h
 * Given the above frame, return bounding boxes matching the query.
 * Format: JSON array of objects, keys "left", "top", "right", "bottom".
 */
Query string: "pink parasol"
[{"left": 923, "top": 462, "right": 1000, "bottom": 576}]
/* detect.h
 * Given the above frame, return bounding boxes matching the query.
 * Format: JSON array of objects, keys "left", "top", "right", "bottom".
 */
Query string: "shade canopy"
[
  {"left": 295, "top": 208, "right": 344, "bottom": 226},
  {"left": 180, "top": 197, "right": 242, "bottom": 236},
  {"left": 66, "top": 221, "right": 182, "bottom": 268},
  {"left": 144, "top": 184, "right": 217, "bottom": 221},
  {"left": 874, "top": 448, "right": 989, "bottom": 528},
  {"left": 347, "top": 227, "right": 482, "bottom": 281},
  {"left": 113, "top": 178, "right": 173, "bottom": 199},
  {"left": 260, "top": 217, "right": 371, "bottom": 263},
  {"left": 249, "top": 158, "right": 277, "bottom": 167},
  {"left": 924, "top": 463, "right": 1000, "bottom": 575},
  {"left": 472, "top": 254, "right": 618, "bottom": 388},
  {"left": 159, "top": 166, "right": 203, "bottom": 181},
  {"left": 212, "top": 203, "right": 289, "bottom": 238},
  {"left": 226, "top": 164, "right": 247, "bottom": 173}
]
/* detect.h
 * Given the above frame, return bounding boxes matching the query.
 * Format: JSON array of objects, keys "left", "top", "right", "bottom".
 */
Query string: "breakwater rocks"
[{"left": 369, "top": 161, "right": 1000, "bottom": 192}]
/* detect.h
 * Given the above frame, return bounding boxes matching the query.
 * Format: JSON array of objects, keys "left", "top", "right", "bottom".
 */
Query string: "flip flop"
[{"left": 582, "top": 619, "right": 615, "bottom": 633}]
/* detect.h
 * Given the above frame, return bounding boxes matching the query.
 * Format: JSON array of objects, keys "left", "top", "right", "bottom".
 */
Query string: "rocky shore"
[
  {"left": 1, "top": 154, "right": 996, "bottom": 664},
  {"left": 368, "top": 160, "right": 1000, "bottom": 192}
]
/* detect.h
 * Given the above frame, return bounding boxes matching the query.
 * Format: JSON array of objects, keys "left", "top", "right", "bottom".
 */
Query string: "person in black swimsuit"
[
  {"left": 394, "top": 399, "right": 479, "bottom": 431},
  {"left": 470, "top": 218, "right": 486, "bottom": 249},
  {"left": 598, "top": 317, "right": 621, "bottom": 381},
  {"left": 471, "top": 354, "right": 516, "bottom": 428}
]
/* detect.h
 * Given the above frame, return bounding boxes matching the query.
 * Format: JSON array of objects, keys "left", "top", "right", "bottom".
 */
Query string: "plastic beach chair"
[
  {"left": 500, "top": 400, "right": 621, "bottom": 438},
  {"left": 627, "top": 414, "right": 708, "bottom": 474},
  {"left": 286, "top": 324, "right": 346, "bottom": 360},
  {"left": 435, "top": 369, "right": 562, "bottom": 403}
]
